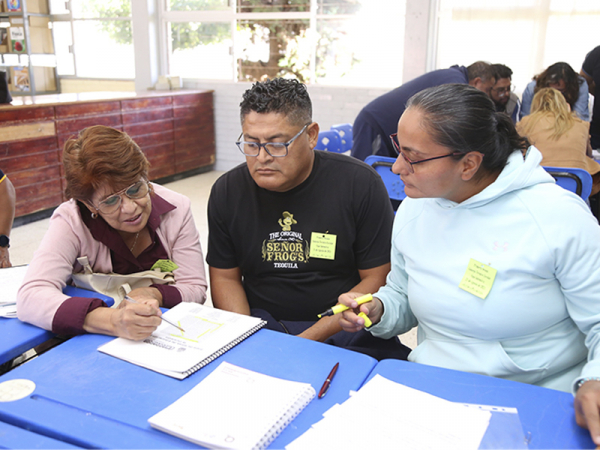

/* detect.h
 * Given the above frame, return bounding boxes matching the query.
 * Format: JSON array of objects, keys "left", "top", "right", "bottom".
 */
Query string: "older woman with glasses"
[
  {"left": 17, "top": 125, "right": 207, "bottom": 340},
  {"left": 339, "top": 83, "right": 600, "bottom": 444}
]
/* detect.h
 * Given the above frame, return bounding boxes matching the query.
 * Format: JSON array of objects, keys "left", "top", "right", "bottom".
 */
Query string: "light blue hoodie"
[{"left": 370, "top": 146, "right": 600, "bottom": 393}]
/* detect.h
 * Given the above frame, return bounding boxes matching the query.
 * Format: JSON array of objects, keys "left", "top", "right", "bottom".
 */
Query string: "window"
[
  {"left": 161, "top": 0, "right": 405, "bottom": 87},
  {"left": 51, "top": 0, "right": 134, "bottom": 79},
  {"left": 435, "top": 0, "right": 600, "bottom": 94}
]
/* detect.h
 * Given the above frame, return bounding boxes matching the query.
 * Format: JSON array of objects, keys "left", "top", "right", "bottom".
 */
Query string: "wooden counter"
[{"left": 0, "top": 90, "right": 215, "bottom": 218}]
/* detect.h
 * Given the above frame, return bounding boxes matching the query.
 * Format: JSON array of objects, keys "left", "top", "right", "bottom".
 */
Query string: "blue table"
[
  {"left": 0, "top": 329, "right": 377, "bottom": 449},
  {"left": 0, "top": 421, "right": 81, "bottom": 449},
  {"left": 0, "top": 286, "right": 114, "bottom": 367},
  {"left": 367, "top": 359, "right": 594, "bottom": 449}
]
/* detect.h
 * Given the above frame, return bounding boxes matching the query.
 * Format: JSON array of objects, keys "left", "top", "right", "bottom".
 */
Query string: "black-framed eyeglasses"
[
  {"left": 91, "top": 180, "right": 150, "bottom": 215},
  {"left": 389, "top": 134, "right": 464, "bottom": 174},
  {"left": 490, "top": 84, "right": 515, "bottom": 96},
  {"left": 236, "top": 123, "right": 311, "bottom": 158}
]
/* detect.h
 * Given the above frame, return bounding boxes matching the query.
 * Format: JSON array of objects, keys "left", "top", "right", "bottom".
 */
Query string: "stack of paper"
[
  {"left": 0, "top": 265, "right": 28, "bottom": 318},
  {"left": 287, "top": 374, "right": 493, "bottom": 450}
]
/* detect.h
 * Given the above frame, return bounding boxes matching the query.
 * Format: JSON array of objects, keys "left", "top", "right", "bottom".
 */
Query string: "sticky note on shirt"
[
  {"left": 309, "top": 232, "right": 337, "bottom": 260},
  {"left": 151, "top": 259, "right": 179, "bottom": 273},
  {"left": 458, "top": 258, "right": 497, "bottom": 300}
]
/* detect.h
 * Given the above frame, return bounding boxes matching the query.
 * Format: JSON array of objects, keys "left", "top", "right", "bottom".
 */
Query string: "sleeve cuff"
[
  {"left": 51, "top": 296, "right": 108, "bottom": 336},
  {"left": 152, "top": 284, "right": 182, "bottom": 309}
]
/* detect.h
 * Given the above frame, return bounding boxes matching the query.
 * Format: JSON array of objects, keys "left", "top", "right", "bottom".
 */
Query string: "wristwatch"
[{"left": 0, "top": 234, "right": 9, "bottom": 248}]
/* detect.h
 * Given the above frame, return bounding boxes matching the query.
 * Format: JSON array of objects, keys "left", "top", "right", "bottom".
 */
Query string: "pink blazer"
[{"left": 17, "top": 183, "right": 207, "bottom": 331}]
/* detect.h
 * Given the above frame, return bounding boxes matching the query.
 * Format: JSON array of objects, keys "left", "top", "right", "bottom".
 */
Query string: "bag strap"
[{"left": 77, "top": 256, "right": 94, "bottom": 274}]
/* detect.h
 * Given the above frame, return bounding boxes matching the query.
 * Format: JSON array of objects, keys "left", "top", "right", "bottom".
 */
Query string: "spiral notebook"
[
  {"left": 98, "top": 303, "right": 266, "bottom": 379},
  {"left": 148, "top": 362, "right": 316, "bottom": 449}
]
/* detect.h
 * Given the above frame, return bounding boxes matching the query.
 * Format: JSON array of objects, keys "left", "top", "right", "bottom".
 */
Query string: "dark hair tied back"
[{"left": 406, "top": 84, "right": 529, "bottom": 176}]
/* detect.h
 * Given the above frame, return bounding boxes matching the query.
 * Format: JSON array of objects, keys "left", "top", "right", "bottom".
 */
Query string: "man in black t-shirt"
[
  {"left": 207, "top": 78, "right": 410, "bottom": 360},
  {"left": 0, "top": 169, "right": 15, "bottom": 268},
  {"left": 581, "top": 46, "right": 600, "bottom": 149}
]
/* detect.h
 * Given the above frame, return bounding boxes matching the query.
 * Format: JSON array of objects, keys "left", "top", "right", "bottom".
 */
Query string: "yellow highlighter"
[{"left": 317, "top": 294, "right": 373, "bottom": 327}]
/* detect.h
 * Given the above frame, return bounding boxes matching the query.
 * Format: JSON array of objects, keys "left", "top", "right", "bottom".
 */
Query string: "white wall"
[{"left": 184, "top": 80, "right": 389, "bottom": 172}]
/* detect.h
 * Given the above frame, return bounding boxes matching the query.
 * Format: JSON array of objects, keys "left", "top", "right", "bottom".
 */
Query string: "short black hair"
[
  {"left": 534, "top": 62, "right": 582, "bottom": 110},
  {"left": 466, "top": 61, "right": 495, "bottom": 83},
  {"left": 240, "top": 78, "right": 312, "bottom": 126},
  {"left": 491, "top": 64, "right": 513, "bottom": 81}
]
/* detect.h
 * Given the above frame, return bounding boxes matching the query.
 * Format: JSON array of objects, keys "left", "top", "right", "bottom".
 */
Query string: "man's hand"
[{"left": 0, "top": 246, "right": 11, "bottom": 268}]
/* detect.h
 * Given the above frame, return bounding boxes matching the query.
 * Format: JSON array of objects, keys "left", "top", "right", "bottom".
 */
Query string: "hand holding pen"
[
  {"left": 334, "top": 293, "right": 385, "bottom": 333},
  {"left": 124, "top": 295, "right": 185, "bottom": 333}
]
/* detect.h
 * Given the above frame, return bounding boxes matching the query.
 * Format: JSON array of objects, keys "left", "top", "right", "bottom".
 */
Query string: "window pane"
[
  {"left": 52, "top": 22, "right": 74, "bottom": 76},
  {"left": 237, "top": 19, "right": 309, "bottom": 82},
  {"left": 169, "top": 22, "right": 233, "bottom": 79},
  {"left": 49, "top": 0, "right": 69, "bottom": 14},
  {"left": 71, "top": 0, "right": 131, "bottom": 19},
  {"left": 168, "top": 0, "right": 230, "bottom": 11},
  {"left": 237, "top": 0, "right": 309, "bottom": 13},
  {"left": 73, "top": 20, "right": 134, "bottom": 78},
  {"left": 317, "top": 0, "right": 361, "bottom": 15}
]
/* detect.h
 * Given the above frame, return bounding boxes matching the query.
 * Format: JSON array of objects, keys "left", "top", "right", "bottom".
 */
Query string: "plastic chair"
[
  {"left": 543, "top": 166, "right": 593, "bottom": 200},
  {"left": 315, "top": 129, "right": 344, "bottom": 153},
  {"left": 331, "top": 123, "right": 353, "bottom": 153},
  {"left": 365, "top": 155, "right": 406, "bottom": 202}
]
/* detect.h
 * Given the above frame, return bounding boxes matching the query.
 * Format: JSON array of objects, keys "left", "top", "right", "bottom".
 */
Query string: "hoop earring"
[{"left": 91, "top": 212, "right": 98, "bottom": 219}]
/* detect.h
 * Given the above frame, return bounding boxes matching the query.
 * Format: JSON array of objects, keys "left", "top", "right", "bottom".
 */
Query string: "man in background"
[
  {"left": 490, "top": 64, "right": 521, "bottom": 124},
  {"left": 581, "top": 46, "right": 600, "bottom": 149},
  {"left": 207, "top": 78, "right": 409, "bottom": 360},
  {"left": 350, "top": 61, "right": 496, "bottom": 160},
  {"left": 0, "top": 169, "right": 15, "bottom": 268}
]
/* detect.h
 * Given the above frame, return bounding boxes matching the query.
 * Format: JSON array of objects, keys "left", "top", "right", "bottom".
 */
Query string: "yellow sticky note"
[
  {"left": 151, "top": 259, "right": 179, "bottom": 273},
  {"left": 309, "top": 232, "right": 337, "bottom": 260},
  {"left": 458, "top": 258, "right": 497, "bottom": 299}
]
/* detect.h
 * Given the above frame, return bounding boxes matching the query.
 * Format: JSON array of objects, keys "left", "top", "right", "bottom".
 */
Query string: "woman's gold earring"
[{"left": 91, "top": 212, "right": 98, "bottom": 219}]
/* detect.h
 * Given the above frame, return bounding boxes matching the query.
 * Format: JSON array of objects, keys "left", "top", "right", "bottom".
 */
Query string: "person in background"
[
  {"left": 207, "top": 78, "right": 409, "bottom": 360},
  {"left": 350, "top": 61, "right": 496, "bottom": 161},
  {"left": 339, "top": 83, "right": 600, "bottom": 445},
  {"left": 581, "top": 45, "right": 600, "bottom": 149},
  {"left": 17, "top": 126, "right": 207, "bottom": 340},
  {"left": 0, "top": 168, "right": 15, "bottom": 268},
  {"left": 490, "top": 64, "right": 520, "bottom": 124},
  {"left": 520, "top": 62, "right": 589, "bottom": 121},
  {"left": 517, "top": 88, "right": 600, "bottom": 195}
]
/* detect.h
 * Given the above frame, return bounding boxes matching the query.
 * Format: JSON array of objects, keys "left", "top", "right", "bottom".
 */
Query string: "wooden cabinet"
[{"left": 0, "top": 90, "right": 215, "bottom": 218}]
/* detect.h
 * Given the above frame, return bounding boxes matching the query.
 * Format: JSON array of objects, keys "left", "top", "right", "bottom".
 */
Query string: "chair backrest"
[
  {"left": 331, "top": 123, "right": 353, "bottom": 153},
  {"left": 365, "top": 155, "right": 406, "bottom": 202},
  {"left": 542, "top": 166, "right": 593, "bottom": 200},
  {"left": 315, "top": 129, "right": 344, "bottom": 153}
]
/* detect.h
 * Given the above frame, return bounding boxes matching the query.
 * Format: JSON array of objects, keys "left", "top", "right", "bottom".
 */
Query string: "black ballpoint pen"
[{"left": 318, "top": 362, "right": 339, "bottom": 399}]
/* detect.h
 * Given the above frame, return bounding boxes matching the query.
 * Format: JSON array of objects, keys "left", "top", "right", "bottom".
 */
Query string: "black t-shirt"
[
  {"left": 207, "top": 151, "right": 394, "bottom": 321},
  {"left": 583, "top": 45, "right": 600, "bottom": 138}
]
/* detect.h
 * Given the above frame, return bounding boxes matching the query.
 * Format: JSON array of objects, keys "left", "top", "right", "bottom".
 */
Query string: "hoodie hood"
[{"left": 435, "top": 146, "right": 556, "bottom": 209}]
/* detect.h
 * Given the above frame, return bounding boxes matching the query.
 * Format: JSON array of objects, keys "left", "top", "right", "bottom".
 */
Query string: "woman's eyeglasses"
[
  {"left": 92, "top": 180, "right": 150, "bottom": 215},
  {"left": 389, "top": 133, "right": 464, "bottom": 174}
]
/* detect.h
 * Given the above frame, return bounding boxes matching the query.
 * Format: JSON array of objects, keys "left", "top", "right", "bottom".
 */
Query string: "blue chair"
[
  {"left": 331, "top": 123, "right": 353, "bottom": 153},
  {"left": 542, "top": 166, "right": 593, "bottom": 200},
  {"left": 365, "top": 155, "right": 406, "bottom": 202},
  {"left": 315, "top": 129, "right": 344, "bottom": 153}
]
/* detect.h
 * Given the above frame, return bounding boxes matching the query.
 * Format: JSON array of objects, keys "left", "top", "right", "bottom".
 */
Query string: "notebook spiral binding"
[
  {"left": 182, "top": 320, "right": 267, "bottom": 377},
  {"left": 256, "top": 383, "right": 316, "bottom": 449}
]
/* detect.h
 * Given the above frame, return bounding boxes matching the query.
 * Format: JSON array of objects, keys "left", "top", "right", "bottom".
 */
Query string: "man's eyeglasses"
[
  {"left": 389, "top": 134, "right": 464, "bottom": 174},
  {"left": 91, "top": 180, "right": 150, "bottom": 215},
  {"left": 490, "top": 84, "right": 515, "bottom": 96},
  {"left": 236, "top": 123, "right": 311, "bottom": 158}
]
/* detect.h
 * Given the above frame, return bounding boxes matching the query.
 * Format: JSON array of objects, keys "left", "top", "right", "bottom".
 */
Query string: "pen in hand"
[
  {"left": 318, "top": 362, "right": 339, "bottom": 399},
  {"left": 124, "top": 295, "right": 185, "bottom": 333},
  {"left": 317, "top": 293, "right": 373, "bottom": 327}
]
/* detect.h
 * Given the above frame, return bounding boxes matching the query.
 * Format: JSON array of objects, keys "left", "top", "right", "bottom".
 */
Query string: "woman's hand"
[
  {"left": 574, "top": 379, "right": 600, "bottom": 445},
  {"left": 111, "top": 299, "right": 162, "bottom": 340},
  {"left": 127, "top": 286, "right": 163, "bottom": 306},
  {"left": 338, "top": 292, "right": 384, "bottom": 333}
]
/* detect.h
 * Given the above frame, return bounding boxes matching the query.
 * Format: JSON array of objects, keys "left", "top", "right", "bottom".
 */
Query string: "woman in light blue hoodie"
[{"left": 340, "top": 83, "right": 600, "bottom": 444}]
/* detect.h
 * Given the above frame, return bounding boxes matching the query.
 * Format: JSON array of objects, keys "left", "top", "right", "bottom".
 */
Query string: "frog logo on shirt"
[{"left": 278, "top": 211, "right": 297, "bottom": 231}]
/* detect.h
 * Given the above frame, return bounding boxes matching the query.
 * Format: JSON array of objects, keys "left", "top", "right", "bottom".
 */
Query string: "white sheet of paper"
[
  {"left": 287, "top": 374, "right": 491, "bottom": 450},
  {"left": 0, "top": 265, "right": 28, "bottom": 317}
]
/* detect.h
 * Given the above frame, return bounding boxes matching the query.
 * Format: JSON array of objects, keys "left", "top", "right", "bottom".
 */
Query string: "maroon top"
[{"left": 52, "top": 193, "right": 182, "bottom": 336}]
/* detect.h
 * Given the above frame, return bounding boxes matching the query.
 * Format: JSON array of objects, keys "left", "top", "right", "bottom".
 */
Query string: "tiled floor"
[{"left": 9, "top": 170, "right": 417, "bottom": 349}]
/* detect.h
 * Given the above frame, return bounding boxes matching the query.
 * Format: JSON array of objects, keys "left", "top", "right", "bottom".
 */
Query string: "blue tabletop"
[
  {"left": 0, "top": 420, "right": 81, "bottom": 449},
  {"left": 0, "top": 286, "right": 114, "bottom": 367},
  {"left": 368, "top": 359, "right": 594, "bottom": 449},
  {"left": 0, "top": 329, "right": 376, "bottom": 449}
]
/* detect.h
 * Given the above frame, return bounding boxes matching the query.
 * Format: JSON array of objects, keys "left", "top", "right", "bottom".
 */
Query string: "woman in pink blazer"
[{"left": 17, "top": 126, "right": 207, "bottom": 340}]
